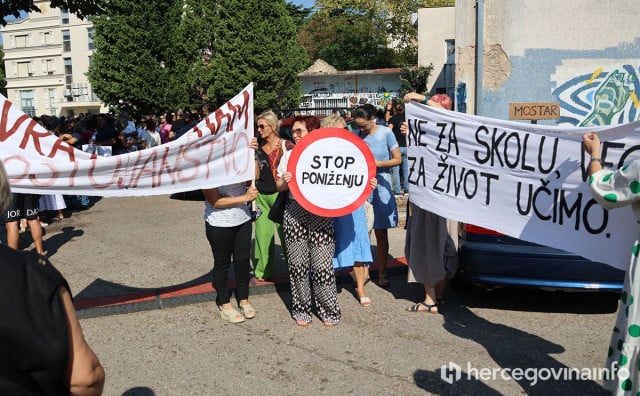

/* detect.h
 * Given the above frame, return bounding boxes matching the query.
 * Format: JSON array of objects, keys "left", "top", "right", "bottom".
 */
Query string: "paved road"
[{"left": 23, "top": 195, "right": 619, "bottom": 395}]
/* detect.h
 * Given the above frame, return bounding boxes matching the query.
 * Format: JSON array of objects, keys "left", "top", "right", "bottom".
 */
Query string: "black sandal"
[{"left": 405, "top": 302, "right": 439, "bottom": 314}]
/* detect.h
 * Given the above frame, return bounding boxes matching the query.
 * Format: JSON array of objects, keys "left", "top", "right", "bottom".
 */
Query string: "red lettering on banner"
[
  {"left": 118, "top": 150, "right": 142, "bottom": 189},
  {"left": 214, "top": 109, "right": 231, "bottom": 136},
  {"left": 231, "top": 133, "right": 251, "bottom": 174},
  {"left": 130, "top": 149, "right": 159, "bottom": 188},
  {"left": 177, "top": 142, "right": 201, "bottom": 182},
  {"left": 68, "top": 160, "right": 80, "bottom": 187},
  {"left": 48, "top": 140, "right": 76, "bottom": 162},
  {"left": 29, "top": 162, "right": 58, "bottom": 187},
  {"left": 227, "top": 90, "right": 251, "bottom": 131},
  {"left": 0, "top": 101, "right": 31, "bottom": 142},
  {"left": 19, "top": 119, "right": 51, "bottom": 156},
  {"left": 4, "top": 155, "right": 29, "bottom": 182},
  {"left": 88, "top": 157, "right": 122, "bottom": 189},
  {"left": 203, "top": 116, "right": 218, "bottom": 137},
  {"left": 158, "top": 146, "right": 178, "bottom": 186}
]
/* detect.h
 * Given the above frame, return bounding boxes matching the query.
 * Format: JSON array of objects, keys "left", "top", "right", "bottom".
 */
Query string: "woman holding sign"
[
  {"left": 353, "top": 104, "right": 401, "bottom": 288},
  {"left": 276, "top": 115, "right": 340, "bottom": 327},
  {"left": 403, "top": 93, "right": 458, "bottom": 314},
  {"left": 583, "top": 131, "right": 640, "bottom": 394}
]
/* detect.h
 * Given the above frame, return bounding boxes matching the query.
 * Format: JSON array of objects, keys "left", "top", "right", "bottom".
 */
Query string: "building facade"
[
  {"left": 297, "top": 59, "right": 402, "bottom": 115},
  {"left": 1, "top": 1, "right": 106, "bottom": 117},
  {"left": 417, "top": 6, "right": 456, "bottom": 99},
  {"left": 453, "top": 0, "right": 640, "bottom": 125}
]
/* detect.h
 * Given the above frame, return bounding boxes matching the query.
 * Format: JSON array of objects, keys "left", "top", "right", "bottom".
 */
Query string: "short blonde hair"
[
  {"left": 0, "top": 161, "right": 12, "bottom": 212},
  {"left": 256, "top": 110, "right": 280, "bottom": 135},
  {"left": 320, "top": 115, "right": 346, "bottom": 128}
]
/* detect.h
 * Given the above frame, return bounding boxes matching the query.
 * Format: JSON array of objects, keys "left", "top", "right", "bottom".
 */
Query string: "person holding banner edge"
[
  {"left": 403, "top": 93, "right": 458, "bottom": 314},
  {"left": 202, "top": 137, "right": 260, "bottom": 324},
  {"left": 353, "top": 104, "right": 401, "bottom": 288},
  {"left": 583, "top": 131, "right": 640, "bottom": 394},
  {"left": 276, "top": 115, "right": 340, "bottom": 327}
]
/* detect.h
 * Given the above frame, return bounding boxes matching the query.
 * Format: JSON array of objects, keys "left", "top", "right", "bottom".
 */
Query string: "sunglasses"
[{"left": 257, "top": 124, "right": 269, "bottom": 129}]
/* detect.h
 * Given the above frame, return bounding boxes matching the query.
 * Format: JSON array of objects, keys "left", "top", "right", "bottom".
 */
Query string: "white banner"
[
  {"left": 1, "top": 84, "right": 255, "bottom": 196},
  {"left": 406, "top": 102, "right": 640, "bottom": 270}
]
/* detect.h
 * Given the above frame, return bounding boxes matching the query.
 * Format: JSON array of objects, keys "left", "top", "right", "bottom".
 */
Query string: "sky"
[{"left": 289, "top": 0, "right": 316, "bottom": 8}]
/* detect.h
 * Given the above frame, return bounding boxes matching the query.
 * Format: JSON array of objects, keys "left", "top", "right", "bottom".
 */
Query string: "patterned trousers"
[{"left": 283, "top": 200, "right": 340, "bottom": 324}]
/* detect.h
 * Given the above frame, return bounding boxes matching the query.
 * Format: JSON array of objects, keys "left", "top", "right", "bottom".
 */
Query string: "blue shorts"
[{"left": 4, "top": 193, "right": 40, "bottom": 222}]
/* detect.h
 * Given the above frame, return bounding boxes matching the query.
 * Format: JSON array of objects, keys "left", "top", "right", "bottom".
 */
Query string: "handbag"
[{"left": 268, "top": 191, "right": 288, "bottom": 224}]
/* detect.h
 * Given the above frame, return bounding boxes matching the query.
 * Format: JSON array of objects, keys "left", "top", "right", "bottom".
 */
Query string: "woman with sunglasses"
[
  {"left": 353, "top": 104, "right": 401, "bottom": 288},
  {"left": 253, "top": 111, "right": 295, "bottom": 282}
]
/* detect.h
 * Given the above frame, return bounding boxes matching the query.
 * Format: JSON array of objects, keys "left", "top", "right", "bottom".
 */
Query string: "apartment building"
[{"left": 1, "top": 3, "right": 107, "bottom": 117}]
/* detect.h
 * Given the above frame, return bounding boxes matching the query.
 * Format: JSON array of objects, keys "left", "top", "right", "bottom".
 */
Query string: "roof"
[{"left": 298, "top": 59, "right": 402, "bottom": 77}]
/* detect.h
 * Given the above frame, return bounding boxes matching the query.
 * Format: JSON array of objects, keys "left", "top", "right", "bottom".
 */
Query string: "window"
[
  {"left": 48, "top": 88, "right": 57, "bottom": 115},
  {"left": 46, "top": 59, "right": 55, "bottom": 75},
  {"left": 62, "top": 30, "right": 71, "bottom": 52},
  {"left": 17, "top": 62, "right": 32, "bottom": 77},
  {"left": 64, "top": 58, "right": 73, "bottom": 100},
  {"left": 61, "top": 9, "right": 69, "bottom": 24},
  {"left": 20, "top": 90, "right": 35, "bottom": 116},
  {"left": 15, "top": 34, "right": 28, "bottom": 48},
  {"left": 87, "top": 28, "right": 95, "bottom": 50},
  {"left": 445, "top": 39, "right": 455, "bottom": 65},
  {"left": 43, "top": 32, "right": 52, "bottom": 45}
]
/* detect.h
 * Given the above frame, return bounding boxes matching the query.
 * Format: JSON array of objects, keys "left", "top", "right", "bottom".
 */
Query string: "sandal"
[
  {"left": 359, "top": 296, "right": 371, "bottom": 307},
  {"left": 323, "top": 321, "right": 337, "bottom": 327},
  {"left": 377, "top": 274, "right": 390, "bottom": 288},
  {"left": 239, "top": 302, "right": 256, "bottom": 319},
  {"left": 218, "top": 306, "right": 245, "bottom": 323},
  {"left": 405, "top": 302, "right": 439, "bottom": 314},
  {"left": 436, "top": 297, "right": 446, "bottom": 306},
  {"left": 295, "top": 319, "right": 309, "bottom": 328}
]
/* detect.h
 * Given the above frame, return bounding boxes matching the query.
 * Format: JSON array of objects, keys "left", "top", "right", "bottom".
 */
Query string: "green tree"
[
  {"left": 182, "top": 0, "right": 308, "bottom": 112},
  {"left": 285, "top": 2, "right": 313, "bottom": 28},
  {"left": 400, "top": 64, "right": 434, "bottom": 94},
  {"left": 87, "top": 0, "right": 188, "bottom": 114},
  {"left": 305, "top": 0, "right": 454, "bottom": 68},
  {"left": 0, "top": 0, "right": 105, "bottom": 26},
  {"left": 298, "top": 11, "right": 395, "bottom": 70}
]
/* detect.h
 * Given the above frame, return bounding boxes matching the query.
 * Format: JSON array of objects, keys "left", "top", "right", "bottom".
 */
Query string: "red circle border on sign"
[{"left": 287, "top": 127, "right": 376, "bottom": 217}]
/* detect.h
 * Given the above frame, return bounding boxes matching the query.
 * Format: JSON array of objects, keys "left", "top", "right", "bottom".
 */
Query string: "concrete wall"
[
  {"left": 455, "top": 0, "right": 640, "bottom": 125},
  {"left": 417, "top": 7, "right": 456, "bottom": 94}
]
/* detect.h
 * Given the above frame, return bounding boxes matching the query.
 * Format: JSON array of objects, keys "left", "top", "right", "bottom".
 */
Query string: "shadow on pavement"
[{"left": 413, "top": 306, "right": 608, "bottom": 395}]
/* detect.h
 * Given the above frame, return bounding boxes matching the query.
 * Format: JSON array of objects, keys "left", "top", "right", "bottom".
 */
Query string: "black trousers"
[{"left": 205, "top": 220, "right": 252, "bottom": 306}]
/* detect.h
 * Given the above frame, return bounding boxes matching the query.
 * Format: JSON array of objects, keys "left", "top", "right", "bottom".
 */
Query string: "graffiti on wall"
[{"left": 552, "top": 64, "right": 640, "bottom": 126}]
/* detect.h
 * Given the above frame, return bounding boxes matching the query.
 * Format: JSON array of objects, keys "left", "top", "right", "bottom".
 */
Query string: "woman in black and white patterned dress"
[{"left": 276, "top": 116, "right": 340, "bottom": 328}]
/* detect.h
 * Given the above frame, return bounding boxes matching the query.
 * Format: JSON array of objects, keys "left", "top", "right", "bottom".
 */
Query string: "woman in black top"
[{"left": 0, "top": 162, "right": 104, "bottom": 395}]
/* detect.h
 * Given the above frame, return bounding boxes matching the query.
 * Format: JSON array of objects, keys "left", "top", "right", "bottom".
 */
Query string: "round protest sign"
[{"left": 287, "top": 127, "right": 376, "bottom": 217}]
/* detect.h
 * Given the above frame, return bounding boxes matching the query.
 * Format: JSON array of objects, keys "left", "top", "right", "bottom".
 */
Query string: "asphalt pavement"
[{"left": 11, "top": 194, "right": 620, "bottom": 395}]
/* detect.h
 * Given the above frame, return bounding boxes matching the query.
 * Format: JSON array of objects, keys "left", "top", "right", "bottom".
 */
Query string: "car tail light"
[{"left": 463, "top": 224, "right": 503, "bottom": 236}]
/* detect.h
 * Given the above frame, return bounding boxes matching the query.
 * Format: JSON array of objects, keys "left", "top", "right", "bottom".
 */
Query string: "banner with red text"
[
  {"left": 406, "top": 102, "right": 640, "bottom": 271},
  {"left": 1, "top": 84, "right": 255, "bottom": 196}
]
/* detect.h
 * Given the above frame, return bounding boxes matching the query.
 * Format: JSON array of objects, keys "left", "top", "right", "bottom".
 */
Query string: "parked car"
[{"left": 458, "top": 224, "right": 624, "bottom": 292}]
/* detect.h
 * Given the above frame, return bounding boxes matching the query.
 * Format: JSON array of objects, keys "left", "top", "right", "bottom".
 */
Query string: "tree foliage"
[
  {"left": 298, "top": 11, "right": 395, "bottom": 70},
  {"left": 400, "top": 64, "right": 434, "bottom": 95},
  {"left": 87, "top": 0, "right": 191, "bottom": 114},
  {"left": 302, "top": 0, "right": 455, "bottom": 68},
  {"left": 0, "top": 0, "right": 105, "bottom": 26},
  {"left": 182, "top": 0, "right": 308, "bottom": 112}
]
